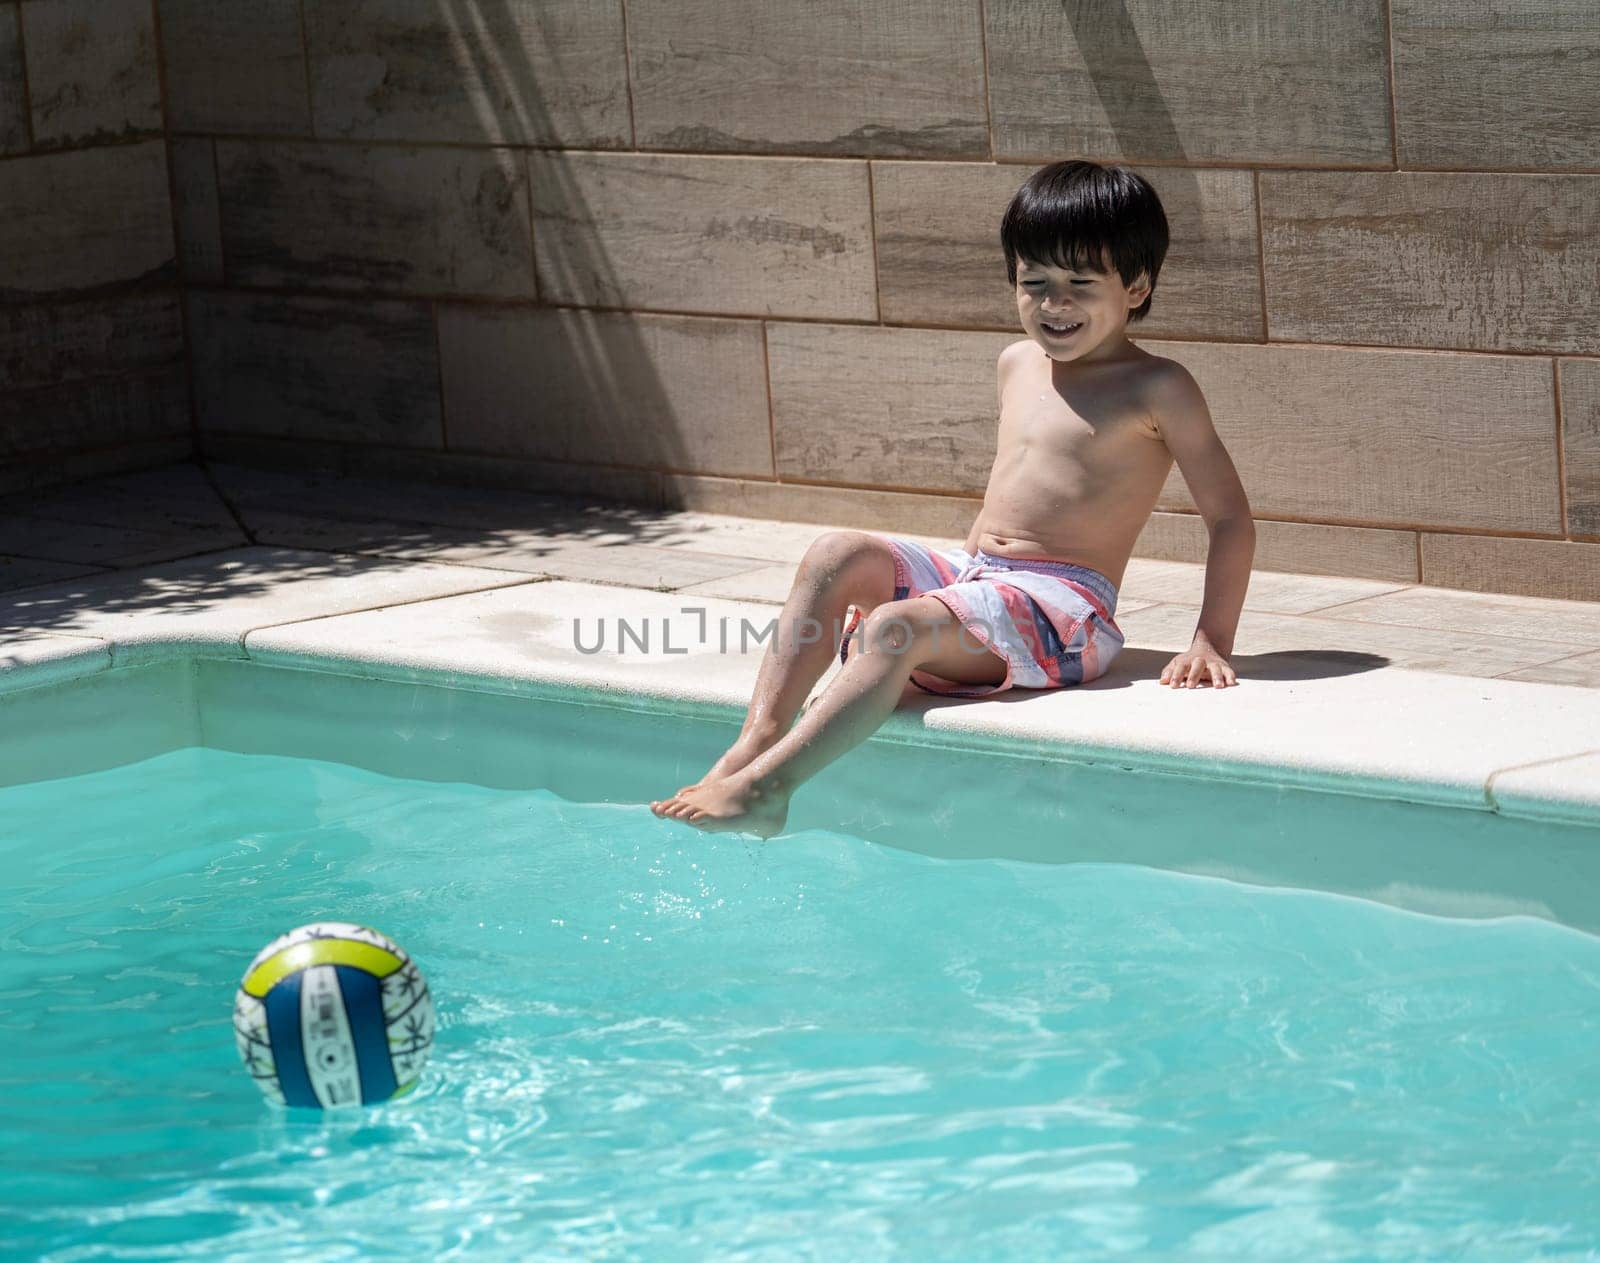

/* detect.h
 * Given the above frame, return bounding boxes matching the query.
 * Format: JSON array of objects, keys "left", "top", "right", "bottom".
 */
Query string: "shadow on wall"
[
  {"left": 1066, "top": 2, "right": 1200, "bottom": 258},
  {"left": 194, "top": 2, "right": 696, "bottom": 487},
  {"left": 440, "top": 0, "right": 689, "bottom": 483}
]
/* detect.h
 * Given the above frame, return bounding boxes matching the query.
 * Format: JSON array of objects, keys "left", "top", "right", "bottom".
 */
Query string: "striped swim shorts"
[{"left": 838, "top": 536, "right": 1125, "bottom": 698}]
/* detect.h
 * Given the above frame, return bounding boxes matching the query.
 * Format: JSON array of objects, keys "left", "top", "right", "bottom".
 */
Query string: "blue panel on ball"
[
  {"left": 336, "top": 964, "right": 399, "bottom": 1104},
  {"left": 263, "top": 973, "right": 319, "bottom": 1109}
]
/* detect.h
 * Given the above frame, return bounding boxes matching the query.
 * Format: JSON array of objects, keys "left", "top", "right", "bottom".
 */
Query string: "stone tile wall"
[
  {"left": 0, "top": 0, "right": 187, "bottom": 489},
  {"left": 7, "top": 1, "right": 1599, "bottom": 599}
]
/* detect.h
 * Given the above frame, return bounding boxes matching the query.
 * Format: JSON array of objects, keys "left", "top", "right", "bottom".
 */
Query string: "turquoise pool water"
[{"left": 4, "top": 742, "right": 1599, "bottom": 1260}]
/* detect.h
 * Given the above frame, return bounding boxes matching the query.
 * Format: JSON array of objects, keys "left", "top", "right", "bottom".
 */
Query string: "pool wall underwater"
[{"left": 3, "top": 654, "right": 1599, "bottom": 936}]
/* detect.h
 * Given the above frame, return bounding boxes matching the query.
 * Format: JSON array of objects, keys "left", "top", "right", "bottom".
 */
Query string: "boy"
[{"left": 650, "top": 160, "right": 1254, "bottom": 837}]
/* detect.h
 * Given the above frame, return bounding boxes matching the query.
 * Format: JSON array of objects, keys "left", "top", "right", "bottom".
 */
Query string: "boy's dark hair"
[{"left": 1000, "top": 160, "right": 1169, "bottom": 322}]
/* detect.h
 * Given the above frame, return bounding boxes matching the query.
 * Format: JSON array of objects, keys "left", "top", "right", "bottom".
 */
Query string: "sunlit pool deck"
[{"left": 2, "top": 461, "right": 1597, "bottom": 828}]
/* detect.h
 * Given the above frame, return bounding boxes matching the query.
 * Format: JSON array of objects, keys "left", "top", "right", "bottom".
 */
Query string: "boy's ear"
[{"left": 1126, "top": 271, "right": 1152, "bottom": 306}]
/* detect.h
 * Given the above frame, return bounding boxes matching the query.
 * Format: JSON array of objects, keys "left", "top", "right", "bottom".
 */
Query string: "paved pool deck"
[{"left": 1, "top": 461, "right": 1596, "bottom": 826}]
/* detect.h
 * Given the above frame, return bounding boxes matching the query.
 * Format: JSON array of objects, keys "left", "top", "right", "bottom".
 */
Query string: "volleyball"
[{"left": 232, "top": 921, "right": 434, "bottom": 1109}]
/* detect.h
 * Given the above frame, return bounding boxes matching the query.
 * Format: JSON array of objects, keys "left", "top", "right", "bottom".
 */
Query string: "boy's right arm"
[{"left": 964, "top": 343, "right": 1024, "bottom": 553}]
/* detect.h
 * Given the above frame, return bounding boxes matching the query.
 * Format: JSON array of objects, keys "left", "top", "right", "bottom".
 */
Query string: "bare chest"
[{"left": 994, "top": 367, "right": 1160, "bottom": 482}]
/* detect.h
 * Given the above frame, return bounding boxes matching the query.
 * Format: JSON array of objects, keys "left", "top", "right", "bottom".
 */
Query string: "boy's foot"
[{"left": 648, "top": 771, "right": 790, "bottom": 838}]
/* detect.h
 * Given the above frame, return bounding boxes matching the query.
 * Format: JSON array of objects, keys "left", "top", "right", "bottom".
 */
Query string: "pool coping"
[{"left": 3, "top": 549, "right": 1597, "bottom": 829}]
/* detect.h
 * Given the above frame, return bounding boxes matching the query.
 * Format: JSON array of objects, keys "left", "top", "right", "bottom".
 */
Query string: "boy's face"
[{"left": 1014, "top": 250, "right": 1151, "bottom": 362}]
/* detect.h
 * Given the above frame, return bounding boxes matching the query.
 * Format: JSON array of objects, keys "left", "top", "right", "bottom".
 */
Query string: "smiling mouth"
[{"left": 1040, "top": 320, "right": 1082, "bottom": 338}]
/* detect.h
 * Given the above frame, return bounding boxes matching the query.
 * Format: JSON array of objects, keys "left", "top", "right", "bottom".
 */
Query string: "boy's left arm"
[{"left": 1148, "top": 363, "right": 1256, "bottom": 689}]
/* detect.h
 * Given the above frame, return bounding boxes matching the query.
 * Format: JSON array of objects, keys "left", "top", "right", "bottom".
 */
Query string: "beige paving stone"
[
  {"left": 1145, "top": 340, "right": 1560, "bottom": 533},
  {"left": 1421, "top": 533, "right": 1600, "bottom": 603},
  {"left": 1318, "top": 583, "right": 1600, "bottom": 651},
  {"left": 0, "top": 141, "right": 173, "bottom": 299},
  {"left": 216, "top": 140, "right": 533, "bottom": 298},
  {"left": 1498, "top": 650, "right": 1600, "bottom": 689},
  {"left": 531, "top": 151, "right": 876, "bottom": 320},
  {"left": 0, "top": 515, "right": 242, "bottom": 567},
  {"left": 189, "top": 291, "right": 443, "bottom": 447},
  {"left": 438, "top": 306, "right": 772, "bottom": 478},
  {"left": 0, "top": 554, "right": 105, "bottom": 591},
  {"left": 218, "top": 464, "right": 628, "bottom": 534},
  {"left": 986, "top": 0, "right": 1392, "bottom": 165},
  {"left": 0, "top": 293, "right": 182, "bottom": 391},
  {"left": 874, "top": 161, "right": 1262, "bottom": 340},
  {"left": 22, "top": 0, "right": 161, "bottom": 147},
  {"left": 1562, "top": 358, "right": 1600, "bottom": 537},
  {"left": 769, "top": 324, "right": 1011, "bottom": 492},
  {"left": 0, "top": 547, "right": 533, "bottom": 665},
  {"left": 305, "top": 0, "right": 629, "bottom": 147},
  {"left": 0, "top": 369, "right": 189, "bottom": 459},
  {"left": 0, "top": 629, "right": 110, "bottom": 692},
  {"left": 627, "top": 0, "right": 987, "bottom": 157},
  {"left": 244, "top": 513, "right": 772, "bottom": 596},
  {"left": 507, "top": 543, "right": 771, "bottom": 591},
  {"left": 6, "top": 462, "right": 236, "bottom": 532},
  {"left": 1120, "top": 559, "right": 1412, "bottom": 616},
  {"left": 0, "top": 6, "right": 24, "bottom": 154},
  {"left": 674, "top": 563, "right": 801, "bottom": 604},
  {"left": 1392, "top": 0, "right": 1600, "bottom": 171},
  {"left": 247, "top": 510, "right": 504, "bottom": 559},
  {"left": 0, "top": 437, "right": 190, "bottom": 498},
  {"left": 170, "top": 137, "right": 223, "bottom": 285},
  {"left": 1134, "top": 512, "right": 1420, "bottom": 584},
  {"left": 631, "top": 513, "right": 858, "bottom": 565},
  {"left": 1262, "top": 171, "right": 1600, "bottom": 355},
  {"left": 157, "top": 0, "right": 310, "bottom": 135},
  {"left": 1117, "top": 602, "right": 1585, "bottom": 679}
]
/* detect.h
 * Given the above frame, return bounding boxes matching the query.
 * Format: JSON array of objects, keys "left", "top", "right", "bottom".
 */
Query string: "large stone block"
[
  {"left": 305, "top": 0, "right": 629, "bottom": 146},
  {"left": 170, "top": 137, "right": 222, "bottom": 284},
  {"left": 1420, "top": 534, "right": 1600, "bottom": 603},
  {"left": 1561, "top": 358, "right": 1600, "bottom": 538},
  {"left": 532, "top": 151, "right": 875, "bottom": 319},
  {"left": 873, "top": 161, "right": 1261, "bottom": 339},
  {"left": 627, "top": 0, "right": 987, "bottom": 157},
  {"left": 768, "top": 324, "right": 1012, "bottom": 493},
  {"left": 0, "top": 6, "right": 25, "bottom": 154},
  {"left": 0, "top": 141, "right": 174, "bottom": 302},
  {"left": 216, "top": 141, "right": 534, "bottom": 298},
  {"left": 157, "top": 0, "right": 310, "bottom": 134},
  {"left": 1135, "top": 512, "right": 1420, "bottom": 584},
  {"left": 1392, "top": 0, "right": 1600, "bottom": 171},
  {"left": 438, "top": 306, "right": 772, "bottom": 478},
  {"left": 986, "top": 0, "right": 1392, "bottom": 165},
  {"left": 0, "top": 366, "right": 189, "bottom": 457},
  {"left": 0, "top": 292, "right": 182, "bottom": 390},
  {"left": 188, "top": 290, "right": 443, "bottom": 447},
  {"left": 1145, "top": 340, "right": 1560, "bottom": 534},
  {"left": 22, "top": 0, "right": 161, "bottom": 148},
  {"left": 1261, "top": 171, "right": 1600, "bottom": 355}
]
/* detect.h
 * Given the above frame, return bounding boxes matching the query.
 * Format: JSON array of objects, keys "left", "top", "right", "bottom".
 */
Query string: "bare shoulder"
[
  {"left": 997, "top": 338, "right": 1034, "bottom": 378},
  {"left": 1135, "top": 354, "right": 1211, "bottom": 436}
]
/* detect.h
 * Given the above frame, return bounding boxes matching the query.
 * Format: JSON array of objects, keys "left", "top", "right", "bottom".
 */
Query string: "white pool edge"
[{"left": 4, "top": 616, "right": 1598, "bottom": 830}]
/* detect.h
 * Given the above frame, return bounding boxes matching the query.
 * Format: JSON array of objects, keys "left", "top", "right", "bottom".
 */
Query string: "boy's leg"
[
  {"left": 689, "top": 530, "right": 897, "bottom": 785},
  {"left": 653, "top": 596, "right": 1005, "bottom": 835}
]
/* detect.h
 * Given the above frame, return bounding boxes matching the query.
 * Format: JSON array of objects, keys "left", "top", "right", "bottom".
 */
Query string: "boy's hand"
[{"left": 1159, "top": 638, "right": 1238, "bottom": 688}]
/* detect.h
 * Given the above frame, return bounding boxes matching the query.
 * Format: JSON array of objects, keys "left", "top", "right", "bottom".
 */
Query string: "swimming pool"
[{"left": 4, "top": 658, "right": 1600, "bottom": 1259}]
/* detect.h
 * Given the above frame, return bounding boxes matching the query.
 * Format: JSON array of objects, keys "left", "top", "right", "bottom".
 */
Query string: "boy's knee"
[
  {"left": 803, "top": 530, "right": 882, "bottom": 571},
  {"left": 800, "top": 531, "right": 895, "bottom": 602},
  {"left": 860, "top": 596, "right": 944, "bottom": 655}
]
